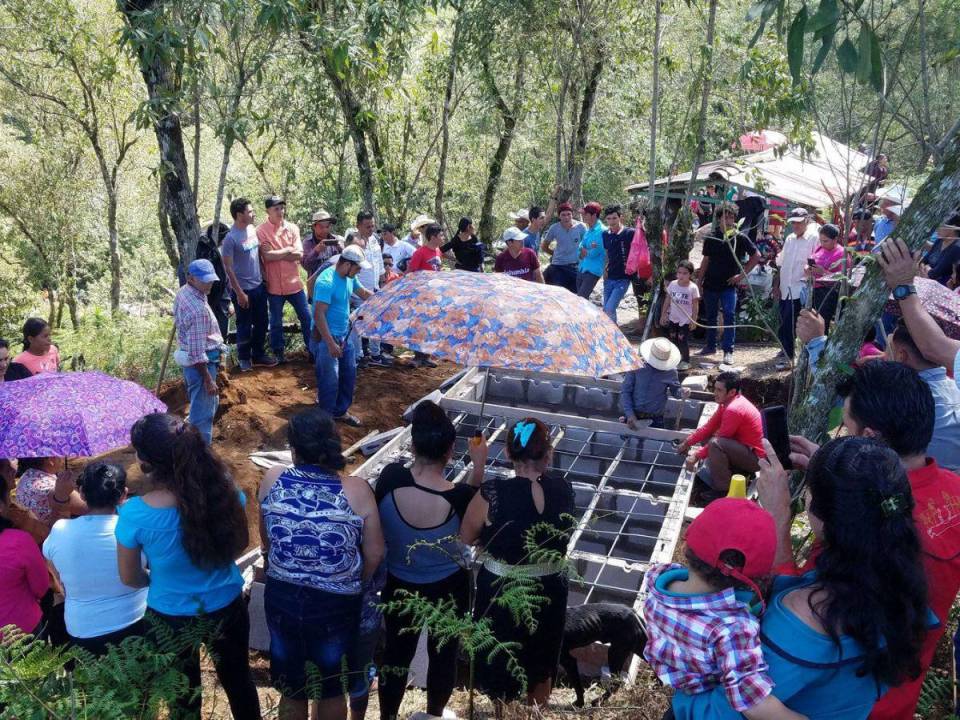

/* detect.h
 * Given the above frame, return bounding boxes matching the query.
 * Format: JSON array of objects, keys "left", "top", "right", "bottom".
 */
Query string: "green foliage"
[
  {"left": 55, "top": 311, "right": 178, "bottom": 388},
  {"left": 0, "top": 623, "right": 193, "bottom": 719}
]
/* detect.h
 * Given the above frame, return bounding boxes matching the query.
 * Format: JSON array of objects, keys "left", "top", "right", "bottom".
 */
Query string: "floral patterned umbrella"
[
  {"left": 885, "top": 276, "right": 960, "bottom": 340},
  {"left": 352, "top": 270, "right": 640, "bottom": 376},
  {"left": 0, "top": 371, "right": 167, "bottom": 458}
]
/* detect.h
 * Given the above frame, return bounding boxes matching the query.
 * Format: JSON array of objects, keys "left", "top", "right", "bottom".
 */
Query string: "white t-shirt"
[
  {"left": 776, "top": 226, "right": 820, "bottom": 301},
  {"left": 666, "top": 280, "right": 701, "bottom": 324},
  {"left": 43, "top": 514, "right": 147, "bottom": 639},
  {"left": 382, "top": 239, "right": 417, "bottom": 271}
]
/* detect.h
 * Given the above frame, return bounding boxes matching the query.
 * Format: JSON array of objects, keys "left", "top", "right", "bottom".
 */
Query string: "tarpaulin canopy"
[{"left": 627, "top": 132, "right": 872, "bottom": 210}]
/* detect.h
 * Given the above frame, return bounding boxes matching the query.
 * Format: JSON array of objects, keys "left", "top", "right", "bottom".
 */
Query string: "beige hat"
[
  {"left": 410, "top": 214, "right": 436, "bottom": 232},
  {"left": 311, "top": 209, "right": 336, "bottom": 224},
  {"left": 509, "top": 209, "right": 530, "bottom": 221},
  {"left": 639, "top": 337, "right": 682, "bottom": 371}
]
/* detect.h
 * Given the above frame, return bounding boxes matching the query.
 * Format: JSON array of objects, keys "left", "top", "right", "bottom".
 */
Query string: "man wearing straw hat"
[{"left": 620, "top": 338, "right": 681, "bottom": 430}]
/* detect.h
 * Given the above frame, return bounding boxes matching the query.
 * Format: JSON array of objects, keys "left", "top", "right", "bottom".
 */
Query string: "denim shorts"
[{"left": 265, "top": 577, "right": 363, "bottom": 701}]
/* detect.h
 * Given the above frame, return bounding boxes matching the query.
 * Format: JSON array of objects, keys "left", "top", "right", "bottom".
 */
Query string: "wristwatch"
[{"left": 893, "top": 284, "right": 917, "bottom": 301}]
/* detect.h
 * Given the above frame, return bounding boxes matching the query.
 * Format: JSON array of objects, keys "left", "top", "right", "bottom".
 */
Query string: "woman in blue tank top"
[
  {"left": 259, "top": 409, "right": 384, "bottom": 720},
  {"left": 375, "top": 400, "right": 487, "bottom": 720}
]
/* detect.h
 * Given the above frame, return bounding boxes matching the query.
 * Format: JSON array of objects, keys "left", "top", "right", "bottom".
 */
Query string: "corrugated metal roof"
[{"left": 627, "top": 133, "right": 872, "bottom": 209}]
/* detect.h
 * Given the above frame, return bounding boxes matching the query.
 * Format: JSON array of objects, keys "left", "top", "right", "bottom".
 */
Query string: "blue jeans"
[
  {"left": 268, "top": 290, "right": 313, "bottom": 355},
  {"left": 703, "top": 287, "right": 737, "bottom": 352},
  {"left": 602, "top": 278, "right": 631, "bottom": 323},
  {"left": 233, "top": 283, "right": 269, "bottom": 362},
  {"left": 313, "top": 337, "right": 357, "bottom": 417},
  {"left": 183, "top": 362, "right": 218, "bottom": 444},
  {"left": 264, "top": 577, "right": 363, "bottom": 701},
  {"left": 778, "top": 299, "right": 801, "bottom": 359}
]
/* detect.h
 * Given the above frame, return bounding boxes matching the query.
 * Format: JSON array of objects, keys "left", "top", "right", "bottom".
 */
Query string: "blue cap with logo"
[{"left": 187, "top": 259, "right": 219, "bottom": 283}]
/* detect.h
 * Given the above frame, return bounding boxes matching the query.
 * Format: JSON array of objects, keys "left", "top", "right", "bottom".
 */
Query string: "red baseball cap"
[
  {"left": 558, "top": 202, "right": 574, "bottom": 213},
  {"left": 685, "top": 498, "right": 776, "bottom": 602},
  {"left": 582, "top": 201, "right": 603, "bottom": 216}
]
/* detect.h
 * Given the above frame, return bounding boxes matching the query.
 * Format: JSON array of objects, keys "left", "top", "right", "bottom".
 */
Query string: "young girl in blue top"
[{"left": 116, "top": 413, "right": 260, "bottom": 720}]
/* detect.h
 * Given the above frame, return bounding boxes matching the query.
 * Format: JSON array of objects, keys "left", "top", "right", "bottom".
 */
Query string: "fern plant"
[{"left": 0, "top": 619, "right": 202, "bottom": 719}]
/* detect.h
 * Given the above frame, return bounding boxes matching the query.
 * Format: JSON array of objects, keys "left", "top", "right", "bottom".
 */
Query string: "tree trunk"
[
  {"left": 120, "top": 0, "right": 202, "bottom": 266},
  {"left": 157, "top": 180, "right": 181, "bottom": 272},
  {"left": 648, "top": 0, "right": 663, "bottom": 205},
  {"left": 46, "top": 286, "right": 56, "bottom": 327},
  {"left": 107, "top": 189, "right": 121, "bottom": 315},
  {"left": 434, "top": 10, "right": 463, "bottom": 233},
  {"left": 568, "top": 55, "right": 604, "bottom": 208},
  {"left": 478, "top": 53, "right": 526, "bottom": 246},
  {"left": 789, "top": 134, "right": 960, "bottom": 450},
  {"left": 681, "top": 0, "right": 718, "bottom": 212},
  {"left": 322, "top": 57, "right": 377, "bottom": 216},
  {"left": 213, "top": 133, "right": 235, "bottom": 231},
  {"left": 192, "top": 68, "right": 201, "bottom": 203}
]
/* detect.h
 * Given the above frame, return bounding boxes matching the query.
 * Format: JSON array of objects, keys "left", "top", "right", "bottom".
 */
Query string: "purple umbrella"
[
  {"left": 885, "top": 276, "right": 960, "bottom": 340},
  {"left": 0, "top": 371, "right": 167, "bottom": 458}
]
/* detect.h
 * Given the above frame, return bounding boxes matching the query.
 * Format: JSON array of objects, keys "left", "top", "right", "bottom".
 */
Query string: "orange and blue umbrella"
[
  {"left": 0, "top": 371, "right": 166, "bottom": 458},
  {"left": 352, "top": 270, "right": 640, "bottom": 376}
]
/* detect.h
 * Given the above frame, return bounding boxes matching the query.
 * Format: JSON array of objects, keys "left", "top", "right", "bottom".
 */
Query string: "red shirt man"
[{"left": 677, "top": 371, "right": 764, "bottom": 494}]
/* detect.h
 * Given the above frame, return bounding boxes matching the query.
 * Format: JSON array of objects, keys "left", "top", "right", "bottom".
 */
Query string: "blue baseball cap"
[{"left": 187, "top": 259, "right": 218, "bottom": 283}]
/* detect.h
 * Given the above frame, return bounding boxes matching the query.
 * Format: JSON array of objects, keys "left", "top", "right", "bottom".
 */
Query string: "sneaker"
[
  {"left": 418, "top": 357, "right": 439, "bottom": 369},
  {"left": 238, "top": 358, "right": 253, "bottom": 372},
  {"left": 367, "top": 354, "right": 394, "bottom": 367},
  {"left": 722, "top": 352, "right": 734, "bottom": 365},
  {"left": 774, "top": 358, "right": 791, "bottom": 371},
  {"left": 335, "top": 413, "right": 362, "bottom": 427},
  {"left": 252, "top": 354, "right": 278, "bottom": 368},
  {"left": 357, "top": 355, "right": 371, "bottom": 369},
  {"left": 696, "top": 346, "right": 716, "bottom": 356},
  {"left": 677, "top": 361, "right": 691, "bottom": 371}
]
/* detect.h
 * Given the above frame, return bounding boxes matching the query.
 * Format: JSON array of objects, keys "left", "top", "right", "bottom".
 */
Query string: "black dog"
[{"left": 559, "top": 602, "right": 648, "bottom": 707}]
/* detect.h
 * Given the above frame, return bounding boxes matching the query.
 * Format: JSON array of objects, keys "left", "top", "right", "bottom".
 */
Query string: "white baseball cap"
[
  {"left": 502, "top": 227, "right": 527, "bottom": 243},
  {"left": 509, "top": 209, "right": 530, "bottom": 221},
  {"left": 338, "top": 245, "right": 373, "bottom": 269}
]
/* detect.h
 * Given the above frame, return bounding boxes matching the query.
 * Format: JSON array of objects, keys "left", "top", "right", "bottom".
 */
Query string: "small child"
[
  {"left": 644, "top": 498, "right": 807, "bottom": 720},
  {"left": 381, "top": 256, "right": 403, "bottom": 285},
  {"left": 660, "top": 259, "right": 700, "bottom": 370}
]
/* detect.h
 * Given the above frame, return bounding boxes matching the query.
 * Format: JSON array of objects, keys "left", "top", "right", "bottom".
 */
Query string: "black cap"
[
  {"left": 380, "top": 222, "right": 397, "bottom": 233},
  {"left": 265, "top": 195, "right": 286, "bottom": 209},
  {"left": 851, "top": 208, "right": 873, "bottom": 220}
]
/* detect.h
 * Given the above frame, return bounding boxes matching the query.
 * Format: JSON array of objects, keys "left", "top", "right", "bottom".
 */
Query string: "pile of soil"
[{"left": 156, "top": 353, "right": 457, "bottom": 541}]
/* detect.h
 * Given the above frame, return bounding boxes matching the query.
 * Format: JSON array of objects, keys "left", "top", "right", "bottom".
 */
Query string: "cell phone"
[
  {"left": 761, "top": 405, "right": 793, "bottom": 470},
  {"left": 807, "top": 258, "right": 817, "bottom": 267}
]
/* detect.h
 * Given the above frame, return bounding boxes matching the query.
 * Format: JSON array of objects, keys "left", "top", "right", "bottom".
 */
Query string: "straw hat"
[
  {"left": 639, "top": 338, "right": 682, "bottom": 371},
  {"left": 410, "top": 214, "right": 436, "bottom": 232}
]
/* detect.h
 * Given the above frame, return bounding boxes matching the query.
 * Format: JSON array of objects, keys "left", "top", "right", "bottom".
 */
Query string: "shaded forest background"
[{"left": 0, "top": 0, "right": 957, "bottom": 381}]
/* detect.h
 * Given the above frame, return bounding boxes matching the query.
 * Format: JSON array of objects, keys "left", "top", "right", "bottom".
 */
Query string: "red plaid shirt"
[
  {"left": 174, "top": 283, "right": 223, "bottom": 365},
  {"left": 643, "top": 563, "right": 773, "bottom": 712}
]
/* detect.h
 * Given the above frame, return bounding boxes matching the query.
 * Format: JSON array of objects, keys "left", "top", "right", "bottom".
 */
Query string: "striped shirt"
[
  {"left": 173, "top": 284, "right": 223, "bottom": 366},
  {"left": 643, "top": 563, "right": 773, "bottom": 713}
]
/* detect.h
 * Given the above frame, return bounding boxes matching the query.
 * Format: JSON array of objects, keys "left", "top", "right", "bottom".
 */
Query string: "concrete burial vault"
[{"left": 244, "top": 367, "right": 717, "bottom": 684}]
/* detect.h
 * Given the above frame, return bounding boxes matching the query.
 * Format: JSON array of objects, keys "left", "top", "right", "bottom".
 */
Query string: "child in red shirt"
[{"left": 408, "top": 223, "right": 444, "bottom": 272}]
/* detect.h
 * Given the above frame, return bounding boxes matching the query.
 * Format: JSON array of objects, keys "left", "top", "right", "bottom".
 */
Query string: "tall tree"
[
  {"left": 119, "top": 0, "right": 204, "bottom": 266},
  {"left": 0, "top": 0, "right": 142, "bottom": 314}
]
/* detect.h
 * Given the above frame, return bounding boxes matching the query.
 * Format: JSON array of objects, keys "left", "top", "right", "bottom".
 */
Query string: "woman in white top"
[{"left": 43, "top": 462, "right": 147, "bottom": 655}]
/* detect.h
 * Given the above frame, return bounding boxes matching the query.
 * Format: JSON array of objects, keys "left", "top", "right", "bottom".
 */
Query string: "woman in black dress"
[{"left": 460, "top": 417, "right": 575, "bottom": 708}]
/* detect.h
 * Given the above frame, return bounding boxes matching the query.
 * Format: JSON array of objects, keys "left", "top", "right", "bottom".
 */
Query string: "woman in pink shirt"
[
  {"left": 806, "top": 224, "right": 846, "bottom": 332},
  {"left": 0, "top": 474, "right": 49, "bottom": 636},
  {"left": 14, "top": 317, "right": 60, "bottom": 375}
]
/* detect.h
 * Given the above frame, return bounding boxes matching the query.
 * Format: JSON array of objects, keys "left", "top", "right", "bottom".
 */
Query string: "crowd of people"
[{"left": 6, "top": 160, "right": 960, "bottom": 720}]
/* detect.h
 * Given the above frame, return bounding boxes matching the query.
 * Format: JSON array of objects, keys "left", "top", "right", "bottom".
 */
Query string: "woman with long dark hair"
[
  {"left": 461, "top": 417, "right": 574, "bottom": 708},
  {"left": 440, "top": 217, "right": 485, "bottom": 272},
  {"left": 259, "top": 408, "right": 383, "bottom": 720},
  {"left": 679, "top": 436, "right": 929, "bottom": 718},
  {"left": 376, "top": 400, "right": 487, "bottom": 720},
  {"left": 116, "top": 413, "right": 260, "bottom": 720}
]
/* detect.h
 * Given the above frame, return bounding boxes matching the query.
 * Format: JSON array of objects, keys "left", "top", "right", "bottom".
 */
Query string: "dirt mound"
[{"left": 156, "top": 356, "right": 456, "bottom": 542}]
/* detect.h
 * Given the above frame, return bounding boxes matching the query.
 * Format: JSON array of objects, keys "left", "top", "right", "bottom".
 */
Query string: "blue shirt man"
[{"left": 310, "top": 247, "right": 373, "bottom": 425}]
